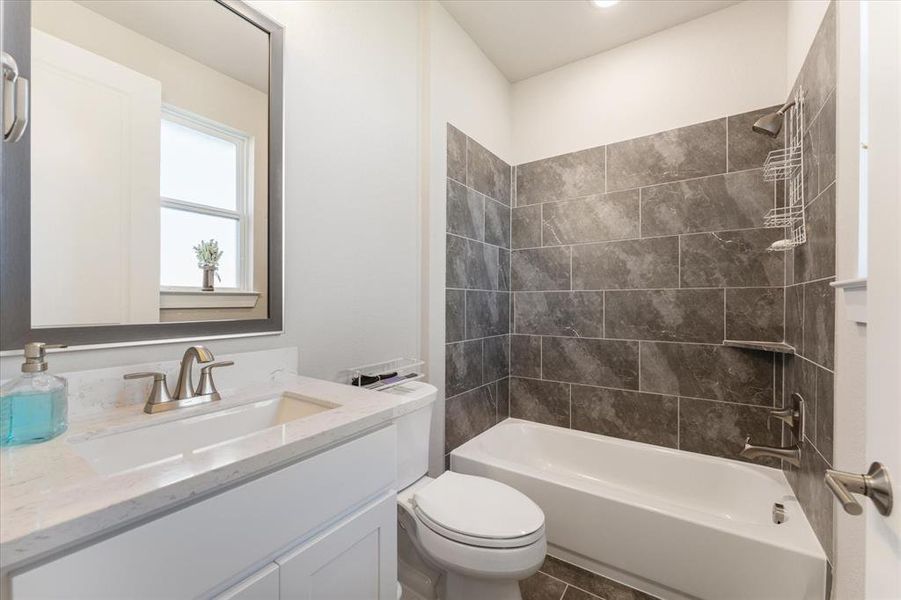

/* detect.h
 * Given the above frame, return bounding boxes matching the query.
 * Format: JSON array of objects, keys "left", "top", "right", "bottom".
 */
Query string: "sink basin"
[{"left": 72, "top": 392, "right": 338, "bottom": 476}]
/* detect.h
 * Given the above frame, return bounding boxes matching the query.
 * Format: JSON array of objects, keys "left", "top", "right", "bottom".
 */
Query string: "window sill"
[
  {"left": 830, "top": 277, "right": 867, "bottom": 324},
  {"left": 159, "top": 289, "right": 260, "bottom": 310}
]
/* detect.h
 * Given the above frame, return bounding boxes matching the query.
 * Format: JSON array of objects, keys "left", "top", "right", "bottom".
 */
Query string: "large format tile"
[
  {"left": 519, "top": 571, "right": 567, "bottom": 600},
  {"left": 572, "top": 237, "right": 679, "bottom": 290},
  {"left": 605, "top": 289, "right": 724, "bottom": 343},
  {"left": 445, "top": 340, "right": 481, "bottom": 398},
  {"left": 511, "top": 335, "right": 542, "bottom": 378},
  {"left": 794, "top": 184, "right": 835, "bottom": 284},
  {"left": 725, "top": 287, "right": 785, "bottom": 342},
  {"left": 606, "top": 119, "right": 726, "bottom": 191},
  {"left": 513, "top": 204, "right": 542, "bottom": 249},
  {"left": 680, "top": 229, "right": 785, "bottom": 288},
  {"left": 499, "top": 248, "right": 510, "bottom": 292},
  {"left": 516, "top": 146, "right": 606, "bottom": 205},
  {"left": 445, "top": 383, "right": 497, "bottom": 453},
  {"left": 640, "top": 342, "right": 774, "bottom": 405},
  {"left": 640, "top": 170, "right": 774, "bottom": 236},
  {"left": 802, "top": 278, "right": 835, "bottom": 369},
  {"left": 785, "top": 283, "right": 804, "bottom": 350},
  {"left": 497, "top": 377, "right": 510, "bottom": 420},
  {"left": 466, "top": 291, "right": 510, "bottom": 338},
  {"left": 485, "top": 197, "right": 511, "bottom": 248},
  {"left": 541, "top": 190, "right": 639, "bottom": 245},
  {"left": 446, "top": 233, "right": 467, "bottom": 289},
  {"left": 727, "top": 106, "right": 783, "bottom": 172},
  {"left": 509, "top": 377, "right": 571, "bottom": 427},
  {"left": 794, "top": 0, "right": 836, "bottom": 123},
  {"left": 540, "top": 556, "right": 660, "bottom": 600},
  {"left": 467, "top": 137, "right": 511, "bottom": 204},
  {"left": 470, "top": 238, "right": 500, "bottom": 290},
  {"left": 679, "top": 398, "right": 781, "bottom": 466},
  {"left": 447, "top": 124, "right": 466, "bottom": 182},
  {"left": 793, "top": 437, "right": 834, "bottom": 562},
  {"left": 813, "top": 91, "right": 836, "bottom": 197},
  {"left": 483, "top": 335, "right": 510, "bottom": 382},
  {"left": 514, "top": 292, "right": 605, "bottom": 337},
  {"left": 446, "top": 289, "right": 464, "bottom": 342},
  {"left": 815, "top": 366, "right": 834, "bottom": 463},
  {"left": 571, "top": 386, "right": 678, "bottom": 448},
  {"left": 512, "top": 247, "right": 572, "bottom": 291},
  {"left": 542, "top": 337, "right": 639, "bottom": 389},
  {"left": 446, "top": 179, "right": 484, "bottom": 241}
]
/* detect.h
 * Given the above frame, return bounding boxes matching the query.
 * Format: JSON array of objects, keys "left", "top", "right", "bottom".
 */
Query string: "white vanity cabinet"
[{"left": 9, "top": 426, "right": 398, "bottom": 600}]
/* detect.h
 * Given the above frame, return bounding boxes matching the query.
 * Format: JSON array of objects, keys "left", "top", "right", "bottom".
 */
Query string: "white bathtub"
[{"left": 451, "top": 418, "right": 827, "bottom": 600}]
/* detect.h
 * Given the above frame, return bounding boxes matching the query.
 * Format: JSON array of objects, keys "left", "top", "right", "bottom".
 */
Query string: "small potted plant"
[{"left": 193, "top": 239, "right": 223, "bottom": 291}]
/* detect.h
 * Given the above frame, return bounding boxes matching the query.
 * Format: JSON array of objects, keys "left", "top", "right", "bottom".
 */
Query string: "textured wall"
[
  {"left": 782, "top": 0, "right": 837, "bottom": 565},
  {"left": 443, "top": 125, "right": 512, "bottom": 460}
]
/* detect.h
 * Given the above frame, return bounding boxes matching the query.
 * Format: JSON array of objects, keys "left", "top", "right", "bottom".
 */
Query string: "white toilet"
[{"left": 387, "top": 382, "right": 546, "bottom": 600}]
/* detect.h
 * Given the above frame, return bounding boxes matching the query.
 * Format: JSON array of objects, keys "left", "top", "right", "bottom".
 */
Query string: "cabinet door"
[
  {"left": 213, "top": 564, "right": 279, "bottom": 600},
  {"left": 278, "top": 493, "right": 397, "bottom": 600}
]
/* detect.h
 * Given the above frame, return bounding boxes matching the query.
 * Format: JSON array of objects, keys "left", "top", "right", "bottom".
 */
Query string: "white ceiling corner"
[{"left": 440, "top": 0, "right": 742, "bottom": 82}]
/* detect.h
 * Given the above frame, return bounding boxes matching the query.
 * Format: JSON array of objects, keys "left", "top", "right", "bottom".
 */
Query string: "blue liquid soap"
[{"left": 1, "top": 355, "right": 68, "bottom": 447}]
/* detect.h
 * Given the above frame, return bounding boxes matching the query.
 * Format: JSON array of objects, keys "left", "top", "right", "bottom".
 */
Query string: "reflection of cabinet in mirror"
[{"left": 31, "top": 29, "right": 161, "bottom": 327}]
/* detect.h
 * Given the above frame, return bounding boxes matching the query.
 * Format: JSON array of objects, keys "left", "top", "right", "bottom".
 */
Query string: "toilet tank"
[{"left": 382, "top": 381, "right": 437, "bottom": 489}]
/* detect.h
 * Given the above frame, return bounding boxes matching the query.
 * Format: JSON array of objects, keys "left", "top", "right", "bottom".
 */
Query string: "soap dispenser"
[{"left": 0, "top": 343, "right": 68, "bottom": 446}]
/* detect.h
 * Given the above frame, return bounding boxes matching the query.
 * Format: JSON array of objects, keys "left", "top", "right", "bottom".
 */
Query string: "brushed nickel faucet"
[
  {"left": 739, "top": 393, "right": 805, "bottom": 468},
  {"left": 124, "top": 345, "right": 233, "bottom": 414}
]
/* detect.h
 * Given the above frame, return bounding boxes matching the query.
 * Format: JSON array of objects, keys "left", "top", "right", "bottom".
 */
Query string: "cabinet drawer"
[
  {"left": 11, "top": 426, "right": 396, "bottom": 600},
  {"left": 214, "top": 564, "right": 279, "bottom": 600}
]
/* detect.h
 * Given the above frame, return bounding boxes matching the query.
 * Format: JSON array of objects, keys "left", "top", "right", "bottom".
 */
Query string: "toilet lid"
[{"left": 413, "top": 472, "right": 544, "bottom": 544}]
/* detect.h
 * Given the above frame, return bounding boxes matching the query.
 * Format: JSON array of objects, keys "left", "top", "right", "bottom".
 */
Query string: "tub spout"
[{"left": 740, "top": 437, "right": 801, "bottom": 468}]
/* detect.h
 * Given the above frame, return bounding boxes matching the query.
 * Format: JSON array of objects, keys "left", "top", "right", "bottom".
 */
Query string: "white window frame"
[{"left": 159, "top": 104, "right": 255, "bottom": 292}]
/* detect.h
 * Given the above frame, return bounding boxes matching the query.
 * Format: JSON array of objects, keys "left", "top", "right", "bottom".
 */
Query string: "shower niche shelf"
[
  {"left": 723, "top": 340, "right": 796, "bottom": 355},
  {"left": 760, "top": 86, "right": 806, "bottom": 252}
]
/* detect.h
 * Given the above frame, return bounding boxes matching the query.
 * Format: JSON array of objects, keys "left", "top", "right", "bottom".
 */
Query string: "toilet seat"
[{"left": 412, "top": 472, "right": 545, "bottom": 549}]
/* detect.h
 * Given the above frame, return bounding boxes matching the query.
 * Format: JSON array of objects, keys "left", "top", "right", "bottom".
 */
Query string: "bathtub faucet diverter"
[{"left": 739, "top": 393, "right": 805, "bottom": 468}]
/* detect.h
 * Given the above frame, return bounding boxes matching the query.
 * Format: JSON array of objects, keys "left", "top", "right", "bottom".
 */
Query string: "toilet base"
[{"left": 441, "top": 571, "right": 522, "bottom": 600}]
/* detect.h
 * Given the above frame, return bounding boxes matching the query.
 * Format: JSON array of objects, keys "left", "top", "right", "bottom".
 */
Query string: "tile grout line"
[
  {"left": 508, "top": 225, "right": 788, "bottom": 252},
  {"left": 510, "top": 374, "right": 777, "bottom": 409}
]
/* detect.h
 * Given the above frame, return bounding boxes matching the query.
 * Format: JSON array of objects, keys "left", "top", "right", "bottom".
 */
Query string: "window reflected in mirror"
[{"left": 29, "top": 0, "right": 269, "bottom": 328}]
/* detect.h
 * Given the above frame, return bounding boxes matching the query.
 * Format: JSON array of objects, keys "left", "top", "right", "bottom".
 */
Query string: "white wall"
[
  {"left": 786, "top": 0, "right": 832, "bottom": 93},
  {"left": 511, "top": 0, "right": 788, "bottom": 164},
  {"left": 1, "top": 0, "right": 422, "bottom": 383},
  {"left": 425, "top": 0, "right": 512, "bottom": 473},
  {"left": 831, "top": 2, "right": 866, "bottom": 598}
]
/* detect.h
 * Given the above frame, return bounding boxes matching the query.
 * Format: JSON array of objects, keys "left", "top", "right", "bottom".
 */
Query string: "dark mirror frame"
[{"left": 0, "top": 0, "right": 284, "bottom": 351}]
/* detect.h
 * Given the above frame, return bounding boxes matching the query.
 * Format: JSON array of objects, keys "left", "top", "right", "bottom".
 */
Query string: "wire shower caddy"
[{"left": 762, "top": 86, "right": 806, "bottom": 251}]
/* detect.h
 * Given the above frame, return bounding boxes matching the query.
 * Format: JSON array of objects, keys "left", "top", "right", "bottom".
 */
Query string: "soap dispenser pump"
[{"left": 0, "top": 343, "right": 68, "bottom": 446}]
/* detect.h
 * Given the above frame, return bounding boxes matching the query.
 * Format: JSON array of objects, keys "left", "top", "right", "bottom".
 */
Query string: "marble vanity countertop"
[{"left": 0, "top": 375, "right": 433, "bottom": 573}]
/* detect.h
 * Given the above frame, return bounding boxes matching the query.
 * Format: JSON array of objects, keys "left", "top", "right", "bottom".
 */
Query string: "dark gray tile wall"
[
  {"left": 509, "top": 104, "right": 789, "bottom": 468},
  {"left": 782, "top": 0, "right": 837, "bottom": 565},
  {"left": 444, "top": 125, "right": 512, "bottom": 460}
]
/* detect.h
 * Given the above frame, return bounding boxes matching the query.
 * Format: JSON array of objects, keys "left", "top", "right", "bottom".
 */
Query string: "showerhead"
[{"left": 752, "top": 100, "right": 796, "bottom": 138}]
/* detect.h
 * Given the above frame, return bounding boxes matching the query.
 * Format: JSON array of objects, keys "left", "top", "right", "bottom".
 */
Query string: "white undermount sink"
[{"left": 72, "top": 392, "right": 338, "bottom": 476}]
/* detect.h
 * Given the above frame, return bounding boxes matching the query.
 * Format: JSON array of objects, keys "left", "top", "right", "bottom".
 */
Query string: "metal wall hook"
[{"left": 825, "top": 462, "right": 893, "bottom": 516}]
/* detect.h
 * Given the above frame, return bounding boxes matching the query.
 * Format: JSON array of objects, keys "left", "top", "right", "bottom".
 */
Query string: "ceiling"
[
  {"left": 76, "top": 0, "right": 269, "bottom": 92},
  {"left": 440, "top": 0, "right": 742, "bottom": 82}
]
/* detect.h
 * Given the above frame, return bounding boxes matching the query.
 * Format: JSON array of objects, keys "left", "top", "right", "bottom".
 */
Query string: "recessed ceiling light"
[{"left": 591, "top": 0, "right": 620, "bottom": 7}]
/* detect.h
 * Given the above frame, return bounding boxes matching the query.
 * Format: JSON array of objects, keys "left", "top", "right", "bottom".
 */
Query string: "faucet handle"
[
  {"left": 197, "top": 361, "right": 234, "bottom": 398},
  {"left": 767, "top": 406, "right": 794, "bottom": 431},
  {"left": 123, "top": 372, "right": 174, "bottom": 412}
]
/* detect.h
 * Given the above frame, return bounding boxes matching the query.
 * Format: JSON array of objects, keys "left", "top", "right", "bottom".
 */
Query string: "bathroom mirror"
[{"left": 0, "top": 0, "right": 283, "bottom": 350}]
